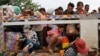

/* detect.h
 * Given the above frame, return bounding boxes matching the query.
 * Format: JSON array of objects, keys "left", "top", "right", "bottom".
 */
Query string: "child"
[
  {"left": 76, "top": 1, "right": 85, "bottom": 14},
  {"left": 46, "top": 24, "right": 65, "bottom": 54},
  {"left": 22, "top": 25, "right": 40, "bottom": 56}
]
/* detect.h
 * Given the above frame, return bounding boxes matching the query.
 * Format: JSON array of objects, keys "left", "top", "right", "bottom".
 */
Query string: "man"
[
  {"left": 54, "top": 9, "right": 59, "bottom": 15},
  {"left": 98, "top": 7, "right": 100, "bottom": 14},
  {"left": 84, "top": 4, "right": 90, "bottom": 14},
  {"left": 57, "top": 7, "right": 63, "bottom": 15},
  {"left": 64, "top": 38, "right": 89, "bottom": 56},
  {"left": 63, "top": 2, "right": 75, "bottom": 15},
  {"left": 91, "top": 10, "right": 97, "bottom": 14},
  {"left": 98, "top": 7, "right": 100, "bottom": 19}
]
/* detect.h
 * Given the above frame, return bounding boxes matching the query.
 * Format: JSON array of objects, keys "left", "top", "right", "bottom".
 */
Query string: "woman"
[
  {"left": 64, "top": 38, "right": 89, "bottom": 56},
  {"left": 76, "top": 1, "right": 85, "bottom": 14}
]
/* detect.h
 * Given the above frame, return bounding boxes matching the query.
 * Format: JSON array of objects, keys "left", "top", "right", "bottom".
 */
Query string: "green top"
[{"left": 13, "top": 6, "right": 21, "bottom": 15}]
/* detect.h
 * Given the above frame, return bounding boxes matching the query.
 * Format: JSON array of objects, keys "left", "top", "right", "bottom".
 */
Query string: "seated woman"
[
  {"left": 64, "top": 38, "right": 89, "bottom": 56},
  {"left": 46, "top": 24, "right": 65, "bottom": 54},
  {"left": 22, "top": 25, "right": 40, "bottom": 56}
]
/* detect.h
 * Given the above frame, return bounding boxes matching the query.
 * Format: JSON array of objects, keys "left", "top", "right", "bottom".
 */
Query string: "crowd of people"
[
  {"left": 21, "top": 1, "right": 100, "bottom": 17},
  {"left": 1, "top": 1, "right": 99, "bottom": 56},
  {"left": 23, "top": 2, "right": 100, "bottom": 15},
  {"left": 19, "top": 1, "right": 93, "bottom": 56},
  {"left": 2, "top": 1, "right": 100, "bottom": 21}
]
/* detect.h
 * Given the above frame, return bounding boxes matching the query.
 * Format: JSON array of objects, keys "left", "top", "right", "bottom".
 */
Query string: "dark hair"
[
  {"left": 39, "top": 8, "right": 46, "bottom": 12},
  {"left": 55, "top": 9, "right": 58, "bottom": 11},
  {"left": 85, "top": 4, "right": 89, "bottom": 8},
  {"left": 85, "top": 4, "right": 89, "bottom": 7},
  {"left": 98, "top": 7, "right": 100, "bottom": 11},
  {"left": 27, "top": 11, "right": 34, "bottom": 16},
  {"left": 93, "top": 10, "right": 97, "bottom": 12},
  {"left": 57, "top": 24, "right": 65, "bottom": 28},
  {"left": 77, "top": 1, "right": 84, "bottom": 7},
  {"left": 68, "top": 2, "right": 74, "bottom": 8},
  {"left": 58, "top": 7, "right": 63, "bottom": 10}
]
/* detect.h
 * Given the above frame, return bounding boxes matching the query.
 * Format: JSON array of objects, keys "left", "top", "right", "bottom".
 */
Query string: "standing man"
[
  {"left": 98, "top": 7, "right": 100, "bottom": 14},
  {"left": 63, "top": 2, "right": 75, "bottom": 15},
  {"left": 84, "top": 4, "right": 90, "bottom": 14}
]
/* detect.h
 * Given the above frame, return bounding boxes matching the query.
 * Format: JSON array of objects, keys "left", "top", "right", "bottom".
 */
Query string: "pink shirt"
[{"left": 47, "top": 29, "right": 60, "bottom": 36}]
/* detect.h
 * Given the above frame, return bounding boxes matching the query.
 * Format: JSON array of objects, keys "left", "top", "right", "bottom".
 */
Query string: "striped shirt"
[{"left": 64, "top": 47, "right": 77, "bottom": 56}]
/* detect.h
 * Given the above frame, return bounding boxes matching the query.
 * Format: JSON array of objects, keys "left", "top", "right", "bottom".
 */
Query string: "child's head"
[
  {"left": 39, "top": 8, "right": 46, "bottom": 15},
  {"left": 57, "top": 24, "right": 65, "bottom": 32},
  {"left": 77, "top": 1, "right": 84, "bottom": 10}
]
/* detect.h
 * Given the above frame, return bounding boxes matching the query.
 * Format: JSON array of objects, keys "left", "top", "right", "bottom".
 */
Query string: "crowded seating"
[{"left": 0, "top": 1, "right": 100, "bottom": 56}]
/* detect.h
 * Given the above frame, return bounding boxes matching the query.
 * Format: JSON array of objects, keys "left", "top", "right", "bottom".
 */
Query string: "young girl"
[
  {"left": 46, "top": 24, "right": 65, "bottom": 54},
  {"left": 76, "top": 1, "right": 85, "bottom": 14}
]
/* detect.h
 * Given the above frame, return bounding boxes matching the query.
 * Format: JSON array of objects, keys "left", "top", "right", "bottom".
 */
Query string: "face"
[
  {"left": 98, "top": 7, "right": 100, "bottom": 12},
  {"left": 78, "top": 3, "right": 83, "bottom": 9},
  {"left": 67, "top": 6, "right": 74, "bottom": 12},
  {"left": 58, "top": 9, "right": 63, "bottom": 14},
  {"left": 85, "top": 6, "right": 89, "bottom": 11},
  {"left": 40, "top": 11, "right": 46, "bottom": 15}
]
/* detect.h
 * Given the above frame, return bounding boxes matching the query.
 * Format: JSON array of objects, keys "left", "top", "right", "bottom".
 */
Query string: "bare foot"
[{"left": 48, "top": 48, "right": 53, "bottom": 55}]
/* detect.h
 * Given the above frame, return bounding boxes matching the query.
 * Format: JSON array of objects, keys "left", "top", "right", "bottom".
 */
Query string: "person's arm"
[
  {"left": 19, "top": 38, "right": 26, "bottom": 41},
  {"left": 69, "top": 37, "right": 79, "bottom": 46},
  {"left": 23, "top": 45, "right": 29, "bottom": 52}
]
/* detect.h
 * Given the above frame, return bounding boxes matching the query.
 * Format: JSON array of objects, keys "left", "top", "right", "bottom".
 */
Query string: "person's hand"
[
  {"left": 23, "top": 46, "right": 28, "bottom": 52},
  {"left": 69, "top": 38, "right": 79, "bottom": 46}
]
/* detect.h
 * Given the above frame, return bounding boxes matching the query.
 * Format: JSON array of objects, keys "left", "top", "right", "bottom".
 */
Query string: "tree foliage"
[
  {"left": 11, "top": 0, "right": 39, "bottom": 10},
  {"left": 0, "top": 0, "right": 10, "bottom": 5}
]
